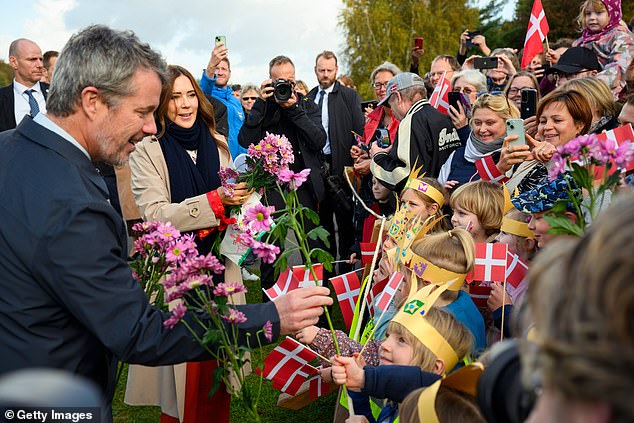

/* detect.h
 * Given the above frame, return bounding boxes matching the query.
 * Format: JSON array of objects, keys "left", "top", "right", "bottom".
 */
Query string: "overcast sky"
[{"left": 0, "top": 0, "right": 516, "bottom": 92}]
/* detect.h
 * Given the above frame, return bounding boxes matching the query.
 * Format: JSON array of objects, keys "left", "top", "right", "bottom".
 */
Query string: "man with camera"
[
  {"left": 307, "top": 51, "right": 364, "bottom": 273},
  {"left": 238, "top": 55, "right": 327, "bottom": 300},
  {"left": 371, "top": 72, "right": 461, "bottom": 191}
]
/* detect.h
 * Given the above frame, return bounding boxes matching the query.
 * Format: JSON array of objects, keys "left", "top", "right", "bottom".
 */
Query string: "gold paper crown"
[
  {"left": 501, "top": 184, "right": 534, "bottom": 238},
  {"left": 416, "top": 363, "right": 485, "bottom": 423},
  {"left": 404, "top": 165, "right": 445, "bottom": 208},
  {"left": 391, "top": 282, "right": 461, "bottom": 373},
  {"left": 388, "top": 204, "right": 417, "bottom": 245}
]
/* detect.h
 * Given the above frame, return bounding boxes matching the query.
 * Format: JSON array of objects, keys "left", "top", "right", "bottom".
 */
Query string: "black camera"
[
  {"left": 477, "top": 340, "right": 537, "bottom": 423},
  {"left": 272, "top": 79, "right": 294, "bottom": 102}
]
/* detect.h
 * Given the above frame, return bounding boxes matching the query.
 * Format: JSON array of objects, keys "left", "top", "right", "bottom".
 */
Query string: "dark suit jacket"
[
  {"left": 0, "top": 117, "right": 280, "bottom": 416},
  {"left": 307, "top": 81, "right": 364, "bottom": 177},
  {"left": 238, "top": 94, "right": 327, "bottom": 202},
  {"left": 0, "top": 81, "right": 49, "bottom": 132}
]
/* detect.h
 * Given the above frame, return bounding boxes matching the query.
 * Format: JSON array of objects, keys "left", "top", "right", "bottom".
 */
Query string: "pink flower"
[
  {"left": 222, "top": 308, "right": 248, "bottom": 324},
  {"left": 155, "top": 222, "right": 181, "bottom": 244},
  {"left": 615, "top": 141, "right": 634, "bottom": 169},
  {"left": 164, "top": 301, "right": 187, "bottom": 329},
  {"left": 219, "top": 167, "right": 239, "bottom": 185},
  {"left": 250, "top": 240, "right": 280, "bottom": 264},
  {"left": 278, "top": 168, "right": 311, "bottom": 189},
  {"left": 263, "top": 320, "right": 273, "bottom": 342},
  {"left": 244, "top": 204, "right": 274, "bottom": 232},
  {"left": 548, "top": 153, "right": 567, "bottom": 181},
  {"left": 213, "top": 282, "right": 248, "bottom": 297},
  {"left": 165, "top": 240, "right": 188, "bottom": 263}
]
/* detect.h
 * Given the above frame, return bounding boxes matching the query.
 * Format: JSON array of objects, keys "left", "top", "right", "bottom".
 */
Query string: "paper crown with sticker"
[
  {"left": 388, "top": 203, "right": 417, "bottom": 245},
  {"left": 500, "top": 184, "right": 534, "bottom": 238},
  {"left": 416, "top": 363, "right": 485, "bottom": 423},
  {"left": 403, "top": 165, "right": 445, "bottom": 208},
  {"left": 391, "top": 281, "right": 462, "bottom": 373}
]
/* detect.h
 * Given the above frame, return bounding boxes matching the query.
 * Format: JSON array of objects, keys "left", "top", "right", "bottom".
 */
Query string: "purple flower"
[
  {"left": 213, "top": 282, "right": 248, "bottom": 297},
  {"left": 548, "top": 153, "right": 567, "bottom": 181},
  {"left": 244, "top": 204, "right": 274, "bottom": 232},
  {"left": 165, "top": 240, "right": 189, "bottom": 263},
  {"left": 263, "top": 320, "right": 273, "bottom": 342},
  {"left": 222, "top": 308, "right": 248, "bottom": 324},
  {"left": 278, "top": 168, "right": 311, "bottom": 189},
  {"left": 163, "top": 301, "right": 187, "bottom": 329},
  {"left": 250, "top": 240, "right": 280, "bottom": 264},
  {"left": 615, "top": 141, "right": 634, "bottom": 169},
  {"left": 219, "top": 167, "right": 239, "bottom": 185},
  {"left": 155, "top": 222, "right": 181, "bottom": 244}
]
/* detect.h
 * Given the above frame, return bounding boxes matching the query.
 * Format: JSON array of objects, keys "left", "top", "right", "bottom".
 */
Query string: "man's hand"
[
  {"left": 277, "top": 93, "right": 298, "bottom": 109},
  {"left": 411, "top": 45, "right": 424, "bottom": 66},
  {"left": 260, "top": 79, "right": 274, "bottom": 101},
  {"left": 369, "top": 142, "right": 392, "bottom": 157},
  {"left": 205, "top": 42, "right": 228, "bottom": 78},
  {"left": 354, "top": 158, "right": 371, "bottom": 176},
  {"left": 274, "top": 286, "right": 333, "bottom": 335}
]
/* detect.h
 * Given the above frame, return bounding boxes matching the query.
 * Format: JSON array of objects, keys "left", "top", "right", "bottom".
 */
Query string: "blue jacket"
[
  {"left": 443, "top": 290, "right": 487, "bottom": 355},
  {"left": 199, "top": 71, "right": 246, "bottom": 159}
]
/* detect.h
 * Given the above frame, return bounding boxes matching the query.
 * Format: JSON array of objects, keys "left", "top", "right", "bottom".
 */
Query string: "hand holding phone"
[
  {"left": 473, "top": 56, "right": 498, "bottom": 70},
  {"left": 520, "top": 89, "right": 537, "bottom": 120},
  {"left": 214, "top": 35, "right": 226, "bottom": 47},
  {"left": 414, "top": 37, "right": 424, "bottom": 50},
  {"left": 466, "top": 31, "right": 481, "bottom": 47},
  {"left": 506, "top": 119, "right": 526, "bottom": 148}
]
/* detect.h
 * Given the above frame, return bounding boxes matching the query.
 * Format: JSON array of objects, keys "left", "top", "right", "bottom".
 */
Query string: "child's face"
[
  {"left": 379, "top": 331, "right": 414, "bottom": 366},
  {"left": 585, "top": 4, "right": 610, "bottom": 33},
  {"left": 401, "top": 189, "right": 432, "bottom": 220},
  {"left": 382, "top": 235, "right": 397, "bottom": 255},
  {"left": 372, "top": 177, "right": 391, "bottom": 202},
  {"left": 451, "top": 205, "right": 487, "bottom": 241},
  {"left": 495, "top": 230, "right": 522, "bottom": 254},
  {"left": 528, "top": 211, "right": 553, "bottom": 248}
]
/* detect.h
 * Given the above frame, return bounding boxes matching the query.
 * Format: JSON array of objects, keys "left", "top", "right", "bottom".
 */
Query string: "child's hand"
[
  {"left": 444, "top": 180, "right": 460, "bottom": 191},
  {"left": 487, "top": 282, "right": 512, "bottom": 312},
  {"left": 348, "top": 253, "right": 358, "bottom": 265},
  {"left": 345, "top": 416, "right": 370, "bottom": 423},
  {"left": 319, "top": 366, "right": 333, "bottom": 383},
  {"left": 545, "top": 48, "right": 560, "bottom": 64},
  {"left": 331, "top": 355, "right": 365, "bottom": 391},
  {"left": 295, "top": 325, "right": 319, "bottom": 345}
]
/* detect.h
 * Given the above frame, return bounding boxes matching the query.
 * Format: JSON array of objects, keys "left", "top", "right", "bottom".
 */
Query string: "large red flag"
[
  {"left": 521, "top": 0, "right": 549, "bottom": 69},
  {"left": 429, "top": 74, "right": 451, "bottom": 115},
  {"left": 330, "top": 271, "right": 361, "bottom": 330}
]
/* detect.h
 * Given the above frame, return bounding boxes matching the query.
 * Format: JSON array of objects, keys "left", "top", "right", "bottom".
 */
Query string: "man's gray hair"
[
  {"left": 369, "top": 61, "right": 401, "bottom": 85},
  {"left": 399, "top": 85, "right": 427, "bottom": 102},
  {"left": 47, "top": 25, "right": 167, "bottom": 117}
]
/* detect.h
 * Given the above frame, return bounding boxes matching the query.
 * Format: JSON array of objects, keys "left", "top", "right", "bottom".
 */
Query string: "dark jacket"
[
  {"left": 0, "top": 81, "right": 49, "bottom": 132},
  {"left": 371, "top": 99, "right": 461, "bottom": 191},
  {"left": 0, "top": 117, "right": 281, "bottom": 418},
  {"left": 238, "top": 94, "right": 327, "bottom": 202},
  {"left": 307, "top": 81, "right": 364, "bottom": 177}
]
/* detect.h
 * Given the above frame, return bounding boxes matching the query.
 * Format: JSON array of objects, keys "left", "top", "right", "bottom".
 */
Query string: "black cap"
[{"left": 547, "top": 47, "right": 602, "bottom": 75}]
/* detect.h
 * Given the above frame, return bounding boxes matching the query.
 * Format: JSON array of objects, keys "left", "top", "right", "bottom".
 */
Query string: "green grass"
[{"left": 112, "top": 275, "right": 345, "bottom": 422}]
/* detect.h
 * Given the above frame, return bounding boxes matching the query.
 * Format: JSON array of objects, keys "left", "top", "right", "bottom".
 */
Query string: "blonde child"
[
  {"left": 570, "top": 0, "right": 634, "bottom": 100},
  {"left": 399, "top": 176, "right": 447, "bottom": 232},
  {"left": 336, "top": 307, "right": 474, "bottom": 423},
  {"left": 399, "top": 385, "right": 486, "bottom": 423},
  {"left": 449, "top": 180, "right": 504, "bottom": 243}
]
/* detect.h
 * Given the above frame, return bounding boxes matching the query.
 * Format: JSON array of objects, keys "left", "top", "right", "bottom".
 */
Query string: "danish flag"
[
  {"left": 264, "top": 268, "right": 301, "bottom": 301},
  {"left": 596, "top": 124, "right": 634, "bottom": 173},
  {"left": 360, "top": 242, "right": 378, "bottom": 265},
  {"left": 292, "top": 264, "right": 324, "bottom": 287},
  {"left": 258, "top": 337, "right": 319, "bottom": 396},
  {"left": 374, "top": 272, "right": 404, "bottom": 314},
  {"left": 468, "top": 282, "right": 492, "bottom": 310},
  {"left": 475, "top": 155, "right": 509, "bottom": 183},
  {"left": 330, "top": 271, "right": 361, "bottom": 330},
  {"left": 366, "top": 276, "right": 388, "bottom": 318},
  {"left": 521, "top": 0, "right": 549, "bottom": 69},
  {"left": 470, "top": 243, "right": 508, "bottom": 283},
  {"left": 429, "top": 73, "right": 451, "bottom": 115},
  {"left": 308, "top": 369, "right": 336, "bottom": 400},
  {"left": 506, "top": 251, "right": 529, "bottom": 288}
]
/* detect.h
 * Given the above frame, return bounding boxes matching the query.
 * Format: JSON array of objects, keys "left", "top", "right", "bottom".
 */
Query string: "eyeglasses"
[
  {"left": 554, "top": 70, "right": 588, "bottom": 84},
  {"left": 242, "top": 96, "right": 258, "bottom": 101},
  {"left": 373, "top": 82, "right": 388, "bottom": 90},
  {"left": 507, "top": 87, "right": 533, "bottom": 96},
  {"left": 453, "top": 87, "right": 476, "bottom": 95}
]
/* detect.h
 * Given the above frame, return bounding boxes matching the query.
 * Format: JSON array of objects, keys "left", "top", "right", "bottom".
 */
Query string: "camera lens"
[{"left": 274, "top": 79, "right": 293, "bottom": 102}]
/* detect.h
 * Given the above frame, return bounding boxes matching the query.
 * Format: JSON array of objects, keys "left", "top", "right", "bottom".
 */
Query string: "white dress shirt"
[
  {"left": 13, "top": 80, "right": 47, "bottom": 126},
  {"left": 314, "top": 84, "right": 334, "bottom": 155}
]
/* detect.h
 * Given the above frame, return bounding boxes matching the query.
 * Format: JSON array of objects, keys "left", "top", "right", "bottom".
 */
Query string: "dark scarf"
[{"left": 159, "top": 117, "right": 222, "bottom": 203}]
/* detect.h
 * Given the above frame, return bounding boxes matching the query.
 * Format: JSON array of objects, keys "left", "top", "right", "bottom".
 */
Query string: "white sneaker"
[{"left": 242, "top": 268, "right": 259, "bottom": 281}]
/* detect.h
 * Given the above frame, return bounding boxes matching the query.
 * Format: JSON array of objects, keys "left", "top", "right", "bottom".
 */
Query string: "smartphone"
[
  {"left": 466, "top": 31, "right": 481, "bottom": 48},
  {"left": 506, "top": 119, "right": 526, "bottom": 148},
  {"left": 361, "top": 100, "right": 378, "bottom": 111},
  {"left": 414, "top": 37, "right": 424, "bottom": 50},
  {"left": 373, "top": 128, "right": 391, "bottom": 148},
  {"left": 448, "top": 92, "right": 472, "bottom": 118},
  {"left": 473, "top": 56, "right": 498, "bottom": 70},
  {"left": 520, "top": 89, "right": 537, "bottom": 120},
  {"left": 214, "top": 35, "right": 226, "bottom": 47}
]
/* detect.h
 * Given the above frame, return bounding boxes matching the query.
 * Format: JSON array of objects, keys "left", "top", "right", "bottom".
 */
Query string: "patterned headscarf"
[{"left": 580, "top": 0, "right": 623, "bottom": 43}]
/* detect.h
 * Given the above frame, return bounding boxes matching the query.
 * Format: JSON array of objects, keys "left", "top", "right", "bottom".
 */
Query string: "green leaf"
[
  {"left": 544, "top": 215, "right": 584, "bottom": 237},
  {"left": 550, "top": 200, "right": 568, "bottom": 215},
  {"left": 310, "top": 248, "right": 335, "bottom": 271},
  {"left": 210, "top": 367, "right": 228, "bottom": 397},
  {"left": 303, "top": 208, "right": 321, "bottom": 225},
  {"left": 307, "top": 227, "right": 331, "bottom": 248},
  {"left": 202, "top": 329, "right": 222, "bottom": 346}
]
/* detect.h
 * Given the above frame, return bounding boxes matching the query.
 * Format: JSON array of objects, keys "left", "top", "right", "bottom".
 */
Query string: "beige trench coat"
[{"left": 120, "top": 134, "right": 247, "bottom": 419}]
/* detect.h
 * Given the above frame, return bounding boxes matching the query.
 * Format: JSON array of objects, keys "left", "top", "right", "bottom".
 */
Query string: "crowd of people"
[{"left": 0, "top": 0, "right": 633, "bottom": 422}]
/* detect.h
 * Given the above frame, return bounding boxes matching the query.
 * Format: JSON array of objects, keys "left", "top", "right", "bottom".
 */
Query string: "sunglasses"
[{"left": 242, "top": 96, "right": 258, "bottom": 101}]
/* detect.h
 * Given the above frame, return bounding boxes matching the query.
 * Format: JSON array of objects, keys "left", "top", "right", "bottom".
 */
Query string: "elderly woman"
[
  {"left": 239, "top": 83, "right": 260, "bottom": 116},
  {"left": 124, "top": 65, "right": 252, "bottom": 423},
  {"left": 448, "top": 69, "right": 488, "bottom": 142},
  {"left": 438, "top": 93, "right": 519, "bottom": 188},
  {"left": 498, "top": 89, "right": 593, "bottom": 193}
]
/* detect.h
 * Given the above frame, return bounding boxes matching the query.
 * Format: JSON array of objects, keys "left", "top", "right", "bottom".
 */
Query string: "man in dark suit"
[
  {"left": 308, "top": 51, "right": 364, "bottom": 273},
  {"left": 0, "top": 38, "right": 48, "bottom": 132},
  {"left": 238, "top": 55, "right": 327, "bottom": 300},
  {"left": 0, "top": 25, "right": 331, "bottom": 419}
]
